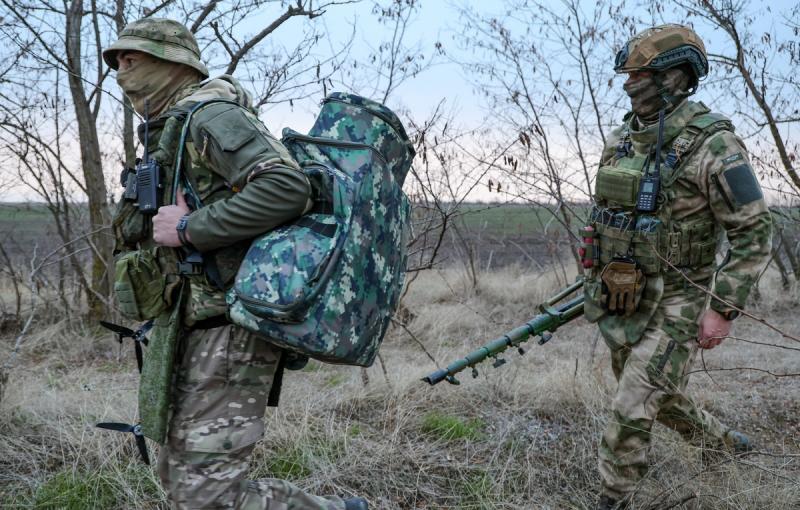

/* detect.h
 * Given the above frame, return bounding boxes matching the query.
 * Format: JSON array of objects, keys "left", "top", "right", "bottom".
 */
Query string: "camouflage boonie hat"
[
  {"left": 614, "top": 24, "right": 708, "bottom": 81},
  {"left": 103, "top": 18, "right": 209, "bottom": 77}
]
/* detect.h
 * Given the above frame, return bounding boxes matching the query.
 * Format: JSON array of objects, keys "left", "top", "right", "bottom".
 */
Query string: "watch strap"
[{"left": 176, "top": 215, "right": 193, "bottom": 249}]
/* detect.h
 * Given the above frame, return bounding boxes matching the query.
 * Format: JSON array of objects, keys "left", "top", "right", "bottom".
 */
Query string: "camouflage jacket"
[
  {"left": 587, "top": 100, "right": 772, "bottom": 343},
  {"left": 115, "top": 75, "right": 310, "bottom": 326}
]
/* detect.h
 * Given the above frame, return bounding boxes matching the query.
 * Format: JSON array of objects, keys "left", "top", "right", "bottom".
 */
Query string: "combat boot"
[
  {"left": 596, "top": 495, "right": 629, "bottom": 510},
  {"left": 344, "top": 497, "right": 369, "bottom": 510},
  {"left": 723, "top": 429, "right": 753, "bottom": 453},
  {"left": 702, "top": 429, "right": 754, "bottom": 464}
]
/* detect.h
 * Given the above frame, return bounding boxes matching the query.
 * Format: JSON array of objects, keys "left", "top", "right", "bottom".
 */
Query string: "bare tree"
[
  {"left": 674, "top": 0, "right": 800, "bottom": 194},
  {"left": 0, "top": 0, "right": 360, "bottom": 321},
  {"left": 455, "top": 0, "right": 632, "bottom": 270}
]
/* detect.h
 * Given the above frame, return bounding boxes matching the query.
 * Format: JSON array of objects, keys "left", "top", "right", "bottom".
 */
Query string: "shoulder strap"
[
  {"left": 166, "top": 98, "right": 241, "bottom": 291},
  {"left": 662, "top": 112, "right": 734, "bottom": 186},
  {"left": 169, "top": 99, "right": 241, "bottom": 206}
]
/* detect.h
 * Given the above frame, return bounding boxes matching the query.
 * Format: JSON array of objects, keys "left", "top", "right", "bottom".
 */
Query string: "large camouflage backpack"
[{"left": 226, "top": 93, "right": 415, "bottom": 366}]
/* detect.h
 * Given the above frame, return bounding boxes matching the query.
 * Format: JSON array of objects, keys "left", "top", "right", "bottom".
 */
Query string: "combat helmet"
[
  {"left": 614, "top": 24, "right": 708, "bottom": 89},
  {"left": 103, "top": 18, "right": 209, "bottom": 78}
]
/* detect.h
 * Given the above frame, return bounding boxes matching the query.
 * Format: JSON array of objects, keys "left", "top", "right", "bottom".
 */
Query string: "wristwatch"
[
  {"left": 719, "top": 309, "right": 741, "bottom": 321},
  {"left": 176, "top": 215, "right": 193, "bottom": 248}
]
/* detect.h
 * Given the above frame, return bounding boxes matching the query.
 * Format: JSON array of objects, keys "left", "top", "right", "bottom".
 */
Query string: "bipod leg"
[{"left": 96, "top": 422, "right": 150, "bottom": 465}]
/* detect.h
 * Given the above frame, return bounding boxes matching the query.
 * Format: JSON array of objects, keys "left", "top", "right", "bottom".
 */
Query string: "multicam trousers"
[
  {"left": 157, "top": 324, "right": 345, "bottom": 510},
  {"left": 597, "top": 287, "right": 730, "bottom": 500}
]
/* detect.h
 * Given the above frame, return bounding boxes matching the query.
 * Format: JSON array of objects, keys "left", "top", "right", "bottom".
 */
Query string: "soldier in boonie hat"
[
  {"left": 103, "top": 18, "right": 209, "bottom": 117},
  {"left": 103, "top": 17, "right": 370, "bottom": 510}
]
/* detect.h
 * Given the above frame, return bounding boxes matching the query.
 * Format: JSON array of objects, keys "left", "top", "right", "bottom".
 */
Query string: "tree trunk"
[
  {"left": 780, "top": 229, "right": 800, "bottom": 281},
  {"left": 66, "top": 0, "right": 111, "bottom": 319},
  {"left": 115, "top": 0, "right": 137, "bottom": 170}
]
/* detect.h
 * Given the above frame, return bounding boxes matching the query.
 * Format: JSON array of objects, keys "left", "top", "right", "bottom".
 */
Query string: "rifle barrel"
[{"left": 423, "top": 294, "right": 584, "bottom": 385}]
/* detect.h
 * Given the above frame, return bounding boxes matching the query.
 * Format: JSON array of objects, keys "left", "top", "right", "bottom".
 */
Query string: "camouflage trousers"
[
  {"left": 157, "top": 324, "right": 345, "bottom": 510},
  {"left": 597, "top": 288, "right": 730, "bottom": 500}
]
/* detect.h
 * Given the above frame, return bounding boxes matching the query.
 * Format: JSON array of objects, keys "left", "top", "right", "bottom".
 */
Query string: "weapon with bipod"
[{"left": 423, "top": 278, "right": 584, "bottom": 386}]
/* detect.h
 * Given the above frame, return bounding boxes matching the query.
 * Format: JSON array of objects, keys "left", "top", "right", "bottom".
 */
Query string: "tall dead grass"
[{"left": 1, "top": 266, "right": 798, "bottom": 509}]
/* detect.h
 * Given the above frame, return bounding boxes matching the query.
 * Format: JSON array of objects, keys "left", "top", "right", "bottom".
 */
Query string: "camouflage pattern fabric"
[
  {"left": 597, "top": 285, "right": 729, "bottom": 499},
  {"left": 310, "top": 93, "right": 415, "bottom": 186},
  {"left": 614, "top": 24, "right": 707, "bottom": 79},
  {"left": 587, "top": 100, "right": 772, "bottom": 340},
  {"left": 139, "top": 282, "right": 184, "bottom": 443},
  {"left": 103, "top": 17, "right": 209, "bottom": 77},
  {"left": 158, "top": 325, "right": 345, "bottom": 509},
  {"left": 227, "top": 93, "right": 414, "bottom": 367},
  {"left": 113, "top": 75, "right": 313, "bottom": 443},
  {"left": 588, "top": 99, "right": 772, "bottom": 500}
]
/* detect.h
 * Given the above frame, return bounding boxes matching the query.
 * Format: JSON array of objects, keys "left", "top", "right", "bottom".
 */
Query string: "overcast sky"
[{"left": 1, "top": 0, "right": 795, "bottom": 203}]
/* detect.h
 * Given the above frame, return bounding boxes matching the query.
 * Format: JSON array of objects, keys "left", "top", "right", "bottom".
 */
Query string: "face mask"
[
  {"left": 623, "top": 67, "right": 691, "bottom": 121},
  {"left": 116, "top": 55, "right": 200, "bottom": 117}
]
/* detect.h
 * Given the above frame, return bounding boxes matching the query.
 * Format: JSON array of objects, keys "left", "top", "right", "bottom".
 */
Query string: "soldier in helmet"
[
  {"left": 103, "top": 18, "right": 368, "bottom": 510},
  {"left": 583, "top": 24, "right": 772, "bottom": 509}
]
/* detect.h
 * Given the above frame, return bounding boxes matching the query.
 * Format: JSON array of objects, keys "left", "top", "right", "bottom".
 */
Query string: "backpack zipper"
[{"left": 282, "top": 130, "right": 390, "bottom": 166}]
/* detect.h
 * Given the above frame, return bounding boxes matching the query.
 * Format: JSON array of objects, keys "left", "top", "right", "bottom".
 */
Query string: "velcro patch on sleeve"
[
  {"left": 721, "top": 152, "right": 743, "bottom": 166},
  {"left": 721, "top": 164, "right": 762, "bottom": 206}
]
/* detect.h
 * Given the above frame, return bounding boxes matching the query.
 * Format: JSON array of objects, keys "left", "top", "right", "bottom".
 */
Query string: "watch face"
[{"left": 725, "top": 310, "right": 741, "bottom": 320}]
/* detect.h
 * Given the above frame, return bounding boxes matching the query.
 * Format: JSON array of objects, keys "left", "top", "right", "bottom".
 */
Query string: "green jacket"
[
  {"left": 586, "top": 100, "right": 772, "bottom": 345},
  {"left": 114, "top": 75, "right": 311, "bottom": 325},
  {"left": 111, "top": 75, "right": 308, "bottom": 442}
]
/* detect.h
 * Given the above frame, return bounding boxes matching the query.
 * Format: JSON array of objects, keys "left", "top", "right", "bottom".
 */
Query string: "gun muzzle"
[{"left": 422, "top": 368, "right": 449, "bottom": 385}]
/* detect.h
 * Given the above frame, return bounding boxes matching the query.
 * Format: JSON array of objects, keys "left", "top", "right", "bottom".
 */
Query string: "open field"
[{"left": 1, "top": 265, "right": 798, "bottom": 509}]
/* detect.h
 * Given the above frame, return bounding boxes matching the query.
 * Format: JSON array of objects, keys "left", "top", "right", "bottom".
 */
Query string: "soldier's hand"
[
  {"left": 697, "top": 308, "right": 731, "bottom": 350},
  {"left": 152, "top": 190, "right": 191, "bottom": 247}
]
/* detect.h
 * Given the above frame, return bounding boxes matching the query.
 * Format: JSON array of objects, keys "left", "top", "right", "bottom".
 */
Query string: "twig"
[
  {"left": 687, "top": 366, "right": 800, "bottom": 378},
  {"left": 647, "top": 243, "right": 800, "bottom": 344},
  {"left": 390, "top": 316, "right": 439, "bottom": 368},
  {"left": 377, "top": 352, "right": 392, "bottom": 389}
]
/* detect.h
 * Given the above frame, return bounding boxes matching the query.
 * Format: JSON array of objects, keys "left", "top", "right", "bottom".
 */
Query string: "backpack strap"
[
  {"left": 161, "top": 98, "right": 241, "bottom": 290},
  {"left": 168, "top": 98, "right": 241, "bottom": 206}
]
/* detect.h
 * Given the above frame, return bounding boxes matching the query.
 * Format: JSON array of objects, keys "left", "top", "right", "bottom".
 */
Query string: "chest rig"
[
  {"left": 582, "top": 103, "right": 732, "bottom": 318},
  {"left": 113, "top": 98, "right": 246, "bottom": 307},
  {"left": 589, "top": 103, "right": 732, "bottom": 275}
]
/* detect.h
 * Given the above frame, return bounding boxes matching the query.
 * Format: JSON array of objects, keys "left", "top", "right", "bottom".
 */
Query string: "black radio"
[
  {"left": 135, "top": 99, "right": 161, "bottom": 215},
  {"left": 635, "top": 175, "right": 659, "bottom": 212}
]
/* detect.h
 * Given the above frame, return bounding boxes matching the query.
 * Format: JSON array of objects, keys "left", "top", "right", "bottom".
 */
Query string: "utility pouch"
[
  {"left": 583, "top": 277, "right": 606, "bottom": 323},
  {"left": 595, "top": 155, "right": 647, "bottom": 208},
  {"left": 114, "top": 248, "right": 167, "bottom": 321},
  {"left": 111, "top": 199, "right": 149, "bottom": 249},
  {"left": 600, "top": 257, "right": 646, "bottom": 317}
]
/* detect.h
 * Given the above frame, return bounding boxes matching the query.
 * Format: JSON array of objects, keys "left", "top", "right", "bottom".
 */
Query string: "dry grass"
[{"left": 1, "top": 266, "right": 798, "bottom": 509}]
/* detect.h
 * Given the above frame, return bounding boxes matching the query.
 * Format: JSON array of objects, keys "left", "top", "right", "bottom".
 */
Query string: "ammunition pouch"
[
  {"left": 600, "top": 258, "right": 646, "bottom": 317},
  {"left": 114, "top": 248, "right": 167, "bottom": 321},
  {"left": 594, "top": 217, "right": 717, "bottom": 275}
]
